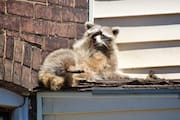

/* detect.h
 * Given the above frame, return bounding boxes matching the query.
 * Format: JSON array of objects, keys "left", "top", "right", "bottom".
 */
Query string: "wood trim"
[{"left": 0, "top": 80, "right": 29, "bottom": 96}]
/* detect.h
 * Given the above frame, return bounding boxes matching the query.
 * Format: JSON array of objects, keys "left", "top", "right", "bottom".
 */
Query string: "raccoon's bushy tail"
[{"left": 38, "top": 71, "right": 65, "bottom": 91}]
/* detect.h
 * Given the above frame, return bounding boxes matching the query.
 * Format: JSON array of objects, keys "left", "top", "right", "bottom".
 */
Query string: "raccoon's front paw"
[
  {"left": 50, "top": 76, "right": 64, "bottom": 91},
  {"left": 67, "top": 65, "right": 84, "bottom": 73},
  {"left": 72, "top": 73, "right": 88, "bottom": 80}
]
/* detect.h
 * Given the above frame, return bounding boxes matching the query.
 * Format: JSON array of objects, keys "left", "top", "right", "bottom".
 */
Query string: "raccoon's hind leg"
[{"left": 39, "top": 72, "right": 64, "bottom": 91}]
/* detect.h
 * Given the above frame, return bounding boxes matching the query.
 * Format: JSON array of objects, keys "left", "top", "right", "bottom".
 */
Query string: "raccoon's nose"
[
  {"left": 94, "top": 35, "right": 102, "bottom": 43},
  {"left": 92, "top": 37, "right": 96, "bottom": 44}
]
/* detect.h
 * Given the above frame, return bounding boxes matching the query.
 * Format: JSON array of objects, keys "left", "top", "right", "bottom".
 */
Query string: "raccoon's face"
[{"left": 85, "top": 22, "right": 119, "bottom": 50}]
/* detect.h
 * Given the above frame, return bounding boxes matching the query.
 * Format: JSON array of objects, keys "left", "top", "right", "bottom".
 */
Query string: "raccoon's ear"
[
  {"left": 112, "top": 27, "right": 120, "bottom": 36},
  {"left": 85, "top": 22, "right": 94, "bottom": 30}
]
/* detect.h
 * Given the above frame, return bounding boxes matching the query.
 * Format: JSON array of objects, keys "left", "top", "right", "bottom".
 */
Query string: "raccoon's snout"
[{"left": 92, "top": 35, "right": 108, "bottom": 48}]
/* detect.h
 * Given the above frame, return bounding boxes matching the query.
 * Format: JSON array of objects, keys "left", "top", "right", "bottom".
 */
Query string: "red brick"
[
  {"left": 32, "top": 0, "right": 46, "bottom": 3},
  {"left": 35, "top": 4, "right": 62, "bottom": 22},
  {"left": 6, "top": 36, "right": 14, "bottom": 60},
  {"left": 21, "top": 66, "right": 31, "bottom": 89},
  {"left": 48, "top": 0, "right": 59, "bottom": 5},
  {"left": 62, "top": 7, "right": 74, "bottom": 22},
  {"left": 0, "top": 2, "right": 5, "bottom": 13},
  {"left": 35, "top": 4, "right": 52, "bottom": 20},
  {"left": 23, "top": 43, "right": 32, "bottom": 67},
  {"left": 41, "top": 50, "right": 49, "bottom": 62},
  {"left": 74, "top": 0, "right": 88, "bottom": 8},
  {"left": 32, "top": 46, "right": 42, "bottom": 70},
  {"left": 13, "top": 62, "right": 22, "bottom": 85},
  {"left": 20, "top": 33, "right": 43, "bottom": 46},
  {"left": 31, "top": 70, "right": 38, "bottom": 88},
  {"left": 68, "top": 39, "right": 75, "bottom": 48},
  {"left": 62, "top": 7, "right": 87, "bottom": 23},
  {"left": 6, "top": 30, "right": 19, "bottom": 37},
  {"left": 0, "top": 58, "right": 4, "bottom": 80},
  {"left": 7, "top": 1, "right": 33, "bottom": 17},
  {"left": 59, "top": 0, "right": 75, "bottom": 7},
  {"left": 49, "top": 0, "right": 82, "bottom": 7},
  {"left": 0, "top": 14, "right": 20, "bottom": 31},
  {"left": 4, "top": 59, "right": 13, "bottom": 82},
  {"left": 14, "top": 39, "right": 23, "bottom": 63},
  {"left": 47, "top": 22, "right": 76, "bottom": 38},
  {"left": 21, "top": 18, "right": 47, "bottom": 35},
  {"left": 20, "top": 18, "right": 33, "bottom": 33},
  {"left": 73, "top": 9, "right": 87, "bottom": 23},
  {"left": 0, "top": 0, "right": 7, "bottom": 2},
  {"left": 76, "top": 23, "right": 85, "bottom": 39},
  {"left": 44, "top": 36, "right": 68, "bottom": 51},
  {"left": 0, "top": 32, "right": 5, "bottom": 57}
]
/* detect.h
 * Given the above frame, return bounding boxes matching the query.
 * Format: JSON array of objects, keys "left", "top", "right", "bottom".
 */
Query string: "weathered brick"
[
  {"left": 48, "top": 0, "right": 59, "bottom": 5},
  {"left": 4, "top": 59, "right": 13, "bottom": 82},
  {"left": 41, "top": 50, "right": 49, "bottom": 62},
  {"left": 0, "top": 0, "right": 7, "bottom": 2},
  {"left": 73, "top": 9, "right": 87, "bottom": 23},
  {"left": 35, "top": 4, "right": 62, "bottom": 22},
  {"left": 20, "top": 18, "right": 33, "bottom": 33},
  {"left": 68, "top": 39, "right": 75, "bottom": 48},
  {"left": 35, "top": 4, "right": 51, "bottom": 20},
  {"left": 6, "top": 30, "right": 19, "bottom": 37},
  {"left": 14, "top": 39, "right": 23, "bottom": 63},
  {"left": 62, "top": 7, "right": 87, "bottom": 23},
  {"left": 49, "top": 0, "right": 86, "bottom": 8},
  {"left": 21, "top": 18, "right": 48, "bottom": 35},
  {"left": 76, "top": 23, "right": 85, "bottom": 39},
  {"left": 0, "top": 2, "right": 5, "bottom": 14},
  {"left": 6, "top": 36, "right": 14, "bottom": 60},
  {"left": 44, "top": 36, "right": 68, "bottom": 51},
  {"left": 60, "top": 0, "right": 75, "bottom": 7},
  {"left": 31, "top": 70, "right": 38, "bottom": 88},
  {"left": 13, "top": 62, "right": 22, "bottom": 85},
  {"left": 23, "top": 43, "right": 32, "bottom": 67},
  {"left": 0, "top": 32, "right": 5, "bottom": 57},
  {"left": 20, "top": 33, "right": 43, "bottom": 46},
  {"left": 21, "top": 66, "right": 31, "bottom": 89},
  {"left": 0, "top": 58, "right": 4, "bottom": 80},
  {"left": 61, "top": 7, "right": 74, "bottom": 22},
  {"left": 33, "top": 0, "right": 46, "bottom": 3},
  {"left": 0, "top": 14, "right": 19, "bottom": 31},
  {"left": 74, "top": 0, "right": 88, "bottom": 8},
  {"left": 32, "top": 46, "right": 42, "bottom": 70},
  {"left": 48, "top": 22, "right": 76, "bottom": 38},
  {"left": 7, "top": 1, "right": 33, "bottom": 17}
]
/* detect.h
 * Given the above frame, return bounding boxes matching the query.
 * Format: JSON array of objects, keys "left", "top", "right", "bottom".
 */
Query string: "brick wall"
[{"left": 0, "top": 0, "right": 88, "bottom": 91}]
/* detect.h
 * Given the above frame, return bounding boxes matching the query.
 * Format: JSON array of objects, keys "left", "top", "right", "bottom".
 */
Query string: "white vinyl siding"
[
  {"left": 94, "top": 0, "right": 180, "bottom": 18},
  {"left": 37, "top": 91, "right": 180, "bottom": 120},
  {"left": 94, "top": 0, "right": 180, "bottom": 79}
]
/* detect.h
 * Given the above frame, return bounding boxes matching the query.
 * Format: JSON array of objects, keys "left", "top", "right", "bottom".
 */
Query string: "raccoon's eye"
[
  {"left": 101, "top": 35, "right": 111, "bottom": 41},
  {"left": 92, "top": 36, "right": 96, "bottom": 43}
]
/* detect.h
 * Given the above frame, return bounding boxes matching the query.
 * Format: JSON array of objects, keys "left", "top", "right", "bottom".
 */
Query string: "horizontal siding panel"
[
  {"left": 94, "top": 0, "right": 180, "bottom": 18},
  {"left": 42, "top": 94, "right": 180, "bottom": 116},
  {"left": 95, "top": 14, "right": 180, "bottom": 27},
  {"left": 115, "top": 24, "right": 180, "bottom": 43},
  {"left": 119, "top": 72, "right": 180, "bottom": 80},
  {"left": 43, "top": 109, "right": 180, "bottom": 120},
  {"left": 42, "top": 94, "right": 180, "bottom": 114},
  {"left": 117, "top": 47, "right": 180, "bottom": 69},
  {"left": 37, "top": 92, "right": 180, "bottom": 120},
  {"left": 119, "top": 66, "right": 180, "bottom": 79}
]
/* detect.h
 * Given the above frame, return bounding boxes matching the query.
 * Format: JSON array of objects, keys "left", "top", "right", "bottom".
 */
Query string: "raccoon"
[{"left": 38, "top": 22, "right": 121, "bottom": 91}]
